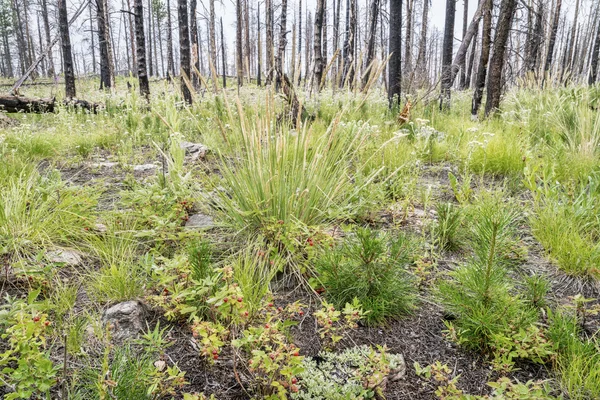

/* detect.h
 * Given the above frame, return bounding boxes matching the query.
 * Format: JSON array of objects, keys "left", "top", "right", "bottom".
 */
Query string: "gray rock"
[
  {"left": 47, "top": 249, "right": 83, "bottom": 267},
  {"left": 133, "top": 163, "right": 158, "bottom": 172},
  {"left": 102, "top": 301, "right": 146, "bottom": 341},
  {"left": 185, "top": 213, "right": 215, "bottom": 229},
  {"left": 89, "top": 161, "right": 119, "bottom": 168},
  {"left": 180, "top": 141, "right": 209, "bottom": 162}
]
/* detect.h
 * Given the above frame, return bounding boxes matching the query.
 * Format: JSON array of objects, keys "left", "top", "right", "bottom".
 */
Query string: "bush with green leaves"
[
  {"left": 438, "top": 192, "right": 537, "bottom": 351},
  {"left": 292, "top": 345, "right": 405, "bottom": 400},
  {"left": 316, "top": 227, "right": 417, "bottom": 325}
]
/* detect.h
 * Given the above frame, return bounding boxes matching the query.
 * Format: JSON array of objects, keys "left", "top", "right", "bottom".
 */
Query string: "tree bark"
[
  {"left": 236, "top": 0, "right": 243, "bottom": 87},
  {"left": 484, "top": 0, "right": 518, "bottom": 116},
  {"left": 363, "top": 0, "right": 381, "bottom": 87},
  {"left": 58, "top": 0, "right": 76, "bottom": 98},
  {"left": 41, "top": 0, "right": 54, "bottom": 77},
  {"left": 342, "top": 0, "right": 357, "bottom": 88},
  {"left": 567, "top": 0, "right": 580, "bottom": 72},
  {"left": 220, "top": 16, "right": 226, "bottom": 88},
  {"left": 388, "top": 0, "right": 402, "bottom": 107},
  {"left": 178, "top": 0, "right": 192, "bottom": 103},
  {"left": 471, "top": 0, "right": 492, "bottom": 117},
  {"left": 257, "top": 4, "right": 262, "bottom": 86},
  {"left": 313, "top": 0, "right": 325, "bottom": 91},
  {"left": 298, "top": 0, "right": 303, "bottom": 84},
  {"left": 166, "top": 0, "right": 174, "bottom": 78},
  {"left": 134, "top": 0, "right": 150, "bottom": 99},
  {"left": 525, "top": 0, "right": 543, "bottom": 75},
  {"left": 265, "top": 0, "right": 273, "bottom": 84},
  {"left": 127, "top": 0, "right": 138, "bottom": 76},
  {"left": 415, "top": 0, "right": 430, "bottom": 85},
  {"left": 544, "top": 0, "right": 562, "bottom": 77},
  {"left": 404, "top": 0, "right": 413, "bottom": 80},
  {"left": 439, "top": 0, "right": 456, "bottom": 110},
  {"left": 0, "top": 95, "right": 98, "bottom": 113},
  {"left": 189, "top": 0, "right": 199, "bottom": 89},
  {"left": 459, "top": 0, "right": 469, "bottom": 89},
  {"left": 590, "top": 10, "right": 600, "bottom": 85},
  {"left": 275, "top": 0, "right": 288, "bottom": 89},
  {"left": 244, "top": 0, "right": 250, "bottom": 81},
  {"left": 209, "top": 0, "right": 217, "bottom": 78},
  {"left": 97, "top": 0, "right": 115, "bottom": 89}
]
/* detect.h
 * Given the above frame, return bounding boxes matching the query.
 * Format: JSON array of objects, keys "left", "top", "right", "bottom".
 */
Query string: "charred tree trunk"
[
  {"left": 590, "top": 12, "right": 600, "bottom": 85},
  {"left": 567, "top": 0, "right": 580, "bottom": 72},
  {"left": 134, "top": 0, "right": 150, "bottom": 99},
  {"left": 388, "top": 0, "right": 402, "bottom": 107},
  {"left": 58, "top": 0, "right": 76, "bottom": 98},
  {"left": 298, "top": 0, "right": 303, "bottom": 84},
  {"left": 178, "top": 0, "right": 192, "bottom": 103},
  {"left": 313, "top": 0, "right": 325, "bottom": 91},
  {"left": 147, "top": 0, "right": 154, "bottom": 76},
  {"left": 236, "top": 0, "right": 243, "bottom": 87},
  {"left": 404, "top": 0, "right": 413, "bottom": 80},
  {"left": 190, "top": 0, "right": 199, "bottom": 89},
  {"left": 485, "top": 0, "right": 518, "bottom": 116},
  {"left": 166, "top": 0, "right": 174, "bottom": 78},
  {"left": 89, "top": 4, "right": 96, "bottom": 74},
  {"left": 244, "top": 0, "right": 250, "bottom": 81},
  {"left": 363, "top": 0, "right": 381, "bottom": 87},
  {"left": 342, "top": 0, "right": 357, "bottom": 88},
  {"left": 439, "top": 0, "right": 456, "bottom": 110},
  {"left": 257, "top": 4, "right": 262, "bottom": 86},
  {"left": 525, "top": 0, "right": 543, "bottom": 75},
  {"left": 127, "top": 0, "right": 138, "bottom": 76},
  {"left": 97, "top": 0, "right": 115, "bottom": 89},
  {"left": 471, "top": 0, "right": 492, "bottom": 117},
  {"left": 275, "top": 0, "right": 288, "bottom": 89},
  {"left": 544, "top": 0, "right": 562, "bottom": 77}
]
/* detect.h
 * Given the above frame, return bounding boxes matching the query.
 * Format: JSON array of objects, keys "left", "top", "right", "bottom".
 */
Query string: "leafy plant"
[
  {"left": 313, "top": 299, "right": 364, "bottom": 349},
  {"left": 434, "top": 202, "right": 463, "bottom": 251}
]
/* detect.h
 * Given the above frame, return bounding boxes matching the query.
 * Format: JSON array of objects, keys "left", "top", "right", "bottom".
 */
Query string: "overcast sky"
[{"left": 56, "top": 0, "right": 583, "bottom": 76}]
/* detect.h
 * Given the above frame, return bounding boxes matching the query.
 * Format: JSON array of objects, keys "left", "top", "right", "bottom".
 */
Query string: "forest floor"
[{"left": 0, "top": 78, "right": 599, "bottom": 399}]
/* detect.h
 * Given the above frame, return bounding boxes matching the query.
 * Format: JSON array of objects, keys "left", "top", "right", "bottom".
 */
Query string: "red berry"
[
  {"left": 223, "top": 298, "right": 228, "bottom": 303},
  {"left": 293, "top": 351, "right": 299, "bottom": 356},
  {"left": 291, "top": 378, "right": 298, "bottom": 384},
  {"left": 212, "top": 350, "right": 218, "bottom": 355},
  {"left": 265, "top": 324, "right": 270, "bottom": 329},
  {"left": 33, "top": 316, "right": 40, "bottom": 322},
  {"left": 213, "top": 355, "right": 219, "bottom": 360},
  {"left": 298, "top": 311, "right": 304, "bottom": 316},
  {"left": 291, "top": 385, "right": 299, "bottom": 393},
  {"left": 237, "top": 297, "right": 243, "bottom": 302},
  {"left": 268, "top": 303, "right": 274, "bottom": 307},
  {"left": 44, "top": 321, "right": 51, "bottom": 326}
]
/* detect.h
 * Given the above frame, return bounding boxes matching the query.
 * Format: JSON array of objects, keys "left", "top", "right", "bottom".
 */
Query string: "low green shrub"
[{"left": 316, "top": 227, "right": 417, "bottom": 325}]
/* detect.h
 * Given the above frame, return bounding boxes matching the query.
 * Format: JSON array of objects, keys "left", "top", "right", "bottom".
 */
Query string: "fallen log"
[{"left": 0, "top": 95, "right": 99, "bottom": 113}]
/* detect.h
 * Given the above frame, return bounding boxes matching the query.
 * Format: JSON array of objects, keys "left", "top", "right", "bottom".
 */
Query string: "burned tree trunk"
[
  {"left": 178, "top": 0, "right": 192, "bottom": 103},
  {"left": 471, "top": 0, "right": 492, "bottom": 117},
  {"left": 415, "top": 0, "right": 430, "bottom": 85},
  {"left": 97, "top": 0, "right": 115, "bottom": 89},
  {"left": 313, "top": 0, "right": 325, "bottom": 91},
  {"left": 439, "top": 0, "right": 456, "bottom": 110},
  {"left": 459, "top": 0, "right": 469, "bottom": 89},
  {"left": 265, "top": 0, "right": 273, "bottom": 84},
  {"left": 220, "top": 17, "right": 226, "bottom": 88},
  {"left": 590, "top": 12, "right": 600, "bottom": 85},
  {"left": 342, "top": 0, "right": 357, "bottom": 88},
  {"left": 275, "top": 0, "right": 288, "bottom": 89},
  {"left": 485, "top": 0, "right": 518, "bottom": 116},
  {"left": 190, "top": 0, "right": 199, "bottom": 89},
  {"left": 58, "top": 0, "right": 76, "bottom": 98},
  {"left": 40, "top": 0, "right": 54, "bottom": 77},
  {"left": 363, "top": 0, "right": 381, "bottom": 87},
  {"left": 388, "top": 0, "right": 402, "bottom": 107},
  {"left": 166, "top": 0, "right": 174, "bottom": 78},
  {"left": 134, "top": 0, "right": 150, "bottom": 99},
  {"left": 236, "top": 0, "right": 243, "bottom": 87},
  {"left": 544, "top": 0, "right": 562, "bottom": 77}
]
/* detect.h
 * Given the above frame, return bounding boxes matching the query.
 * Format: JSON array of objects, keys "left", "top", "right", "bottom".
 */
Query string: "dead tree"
[
  {"left": 363, "top": 0, "right": 381, "bottom": 87},
  {"left": 439, "top": 0, "right": 456, "bottom": 109},
  {"left": 166, "top": 0, "right": 174, "bottom": 78},
  {"left": 544, "top": 0, "right": 562, "bottom": 78},
  {"left": 58, "top": 0, "right": 76, "bottom": 98},
  {"left": 97, "top": 0, "right": 115, "bottom": 89},
  {"left": 471, "top": 0, "right": 492, "bottom": 117},
  {"left": 590, "top": 10, "right": 600, "bottom": 85},
  {"left": 388, "top": 0, "right": 402, "bottom": 107},
  {"left": 178, "top": 0, "right": 192, "bottom": 103},
  {"left": 134, "top": 0, "right": 150, "bottom": 99},
  {"left": 313, "top": 0, "right": 325, "bottom": 91},
  {"left": 485, "top": 0, "right": 518, "bottom": 116}
]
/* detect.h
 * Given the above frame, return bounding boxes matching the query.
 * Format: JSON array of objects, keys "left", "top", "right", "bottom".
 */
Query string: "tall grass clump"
[
  {"left": 548, "top": 310, "right": 600, "bottom": 399},
  {"left": 438, "top": 192, "right": 536, "bottom": 350},
  {"left": 215, "top": 107, "right": 384, "bottom": 232},
  {"left": 528, "top": 172, "right": 600, "bottom": 278},
  {"left": 0, "top": 168, "right": 97, "bottom": 258},
  {"left": 316, "top": 227, "right": 417, "bottom": 325}
]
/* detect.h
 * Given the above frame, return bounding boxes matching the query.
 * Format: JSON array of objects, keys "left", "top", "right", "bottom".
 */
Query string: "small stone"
[
  {"left": 47, "top": 249, "right": 83, "bottom": 267},
  {"left": 102, "top": 301, "right": 146, "bottom": 341},
  {"left": 185, "top": 213, "right": 214, "bottom": 229},
  {"left": 180, "top": 141, "right": 209, "bottom": 162},
  {"left": 154, "top": 360, "right": 166, "bottom": 371},
  {"left": 94, "top": 223, "right": 108, "bottom": 233},
  {"left": 133, "top": 164, "right": 158, "bottom": 172}
]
